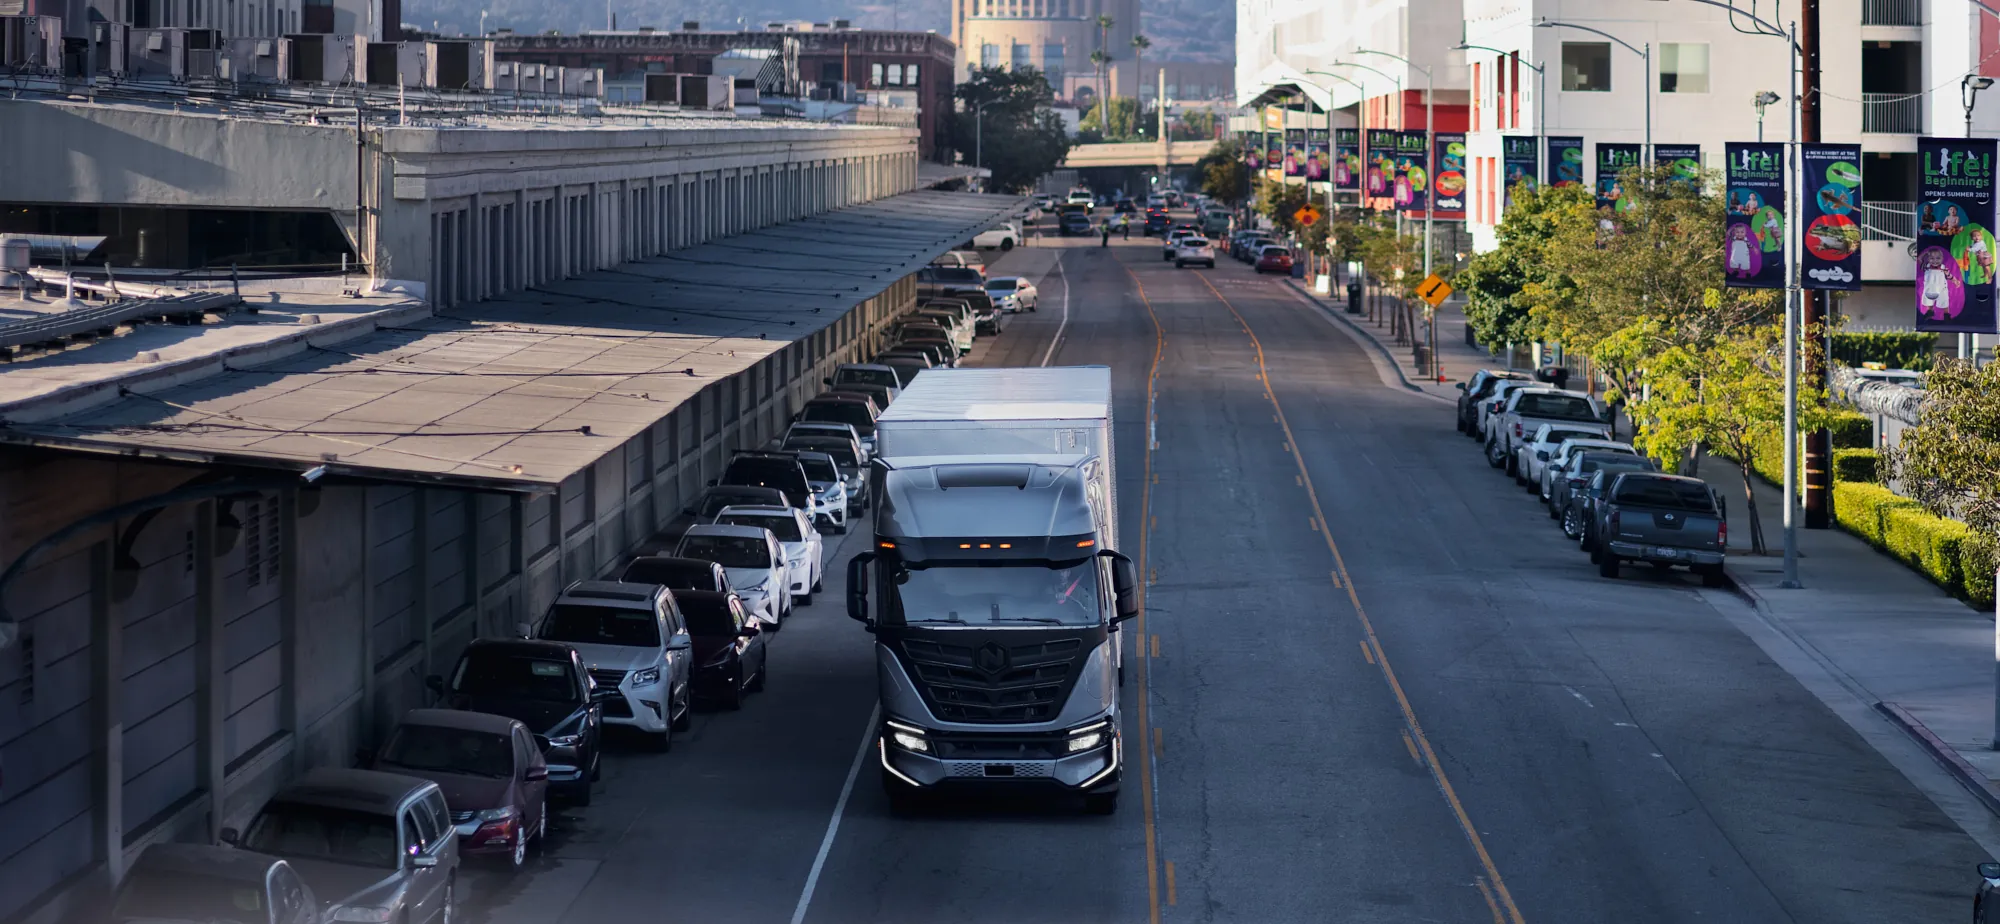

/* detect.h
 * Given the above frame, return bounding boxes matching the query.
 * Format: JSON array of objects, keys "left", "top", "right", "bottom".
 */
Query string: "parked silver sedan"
[
  {"left": 228, "top": 768, "right": 459, "bottom": 924},
  {"left": 115, "top": 843, "right": 319, "bottom": 924},
  {"left": 1516, "top": 423, "right": 1614, "bottom": 492},
  {"left": 986, "top": 276, "right": 1039, "bottom": 312},
  {"left": 1538, "top": 437, "right": 1636, "bottom": 505}
]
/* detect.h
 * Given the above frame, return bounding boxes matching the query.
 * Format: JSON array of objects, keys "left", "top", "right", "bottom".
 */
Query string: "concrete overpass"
[{"left": 1063, "top": 140, "right": 1207, "bottom": 169}]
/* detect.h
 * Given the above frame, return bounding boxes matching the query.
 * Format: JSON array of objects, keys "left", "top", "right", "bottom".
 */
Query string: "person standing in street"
[{"left": 1101, "top": 221, "right": 1111, "bottom": 248}]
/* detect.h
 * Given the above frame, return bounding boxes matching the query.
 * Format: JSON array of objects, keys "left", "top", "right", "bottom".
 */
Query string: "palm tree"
[
  {"left": 1130, "top": 34, "right": 1151, "bottom": 137},
  {"left": 1088, "top": 48, "right": 1111, "bottom": 133},
  {"left": 1095, "top": 14, "right": 1115, "bottom": 119}
]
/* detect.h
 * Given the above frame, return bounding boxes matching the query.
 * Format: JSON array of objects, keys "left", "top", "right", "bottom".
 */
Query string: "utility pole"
[{"left": 1801, "top": 0, "right": 1830, "bottom": 530}]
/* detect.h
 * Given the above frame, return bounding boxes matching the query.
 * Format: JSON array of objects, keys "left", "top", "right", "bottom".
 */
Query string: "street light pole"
[
  {"left": 1453, "top": 39, "right": 1547, "bottom": 187},
  {"left": 1964, "top": 75, "right": 1995, "bottom": 362},
  {"left": 1534, "top": 19, "right": 1650, "bottom": 159},
  {"left": 1356, "top": 48, "right": 1437, "bottom": 377},
  {"left": 1305, "top": 69, "right": 1367, "bottom": 280}
]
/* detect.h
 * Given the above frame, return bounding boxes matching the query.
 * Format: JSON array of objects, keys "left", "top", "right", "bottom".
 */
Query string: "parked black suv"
[
  {"left": 717, "top": 451, "right": 813, "bottom": 510},
  {"left": 428, "top": 639, "right": 604, "bottom": 804}
]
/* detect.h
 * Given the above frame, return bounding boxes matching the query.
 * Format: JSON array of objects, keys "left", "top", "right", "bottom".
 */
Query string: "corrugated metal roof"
[
  {"left": 0, "top": 189, "right": 1025, "bottom": 491},
  {"left": 876, "top": 366, "right": 1112, "bottom": 423}
]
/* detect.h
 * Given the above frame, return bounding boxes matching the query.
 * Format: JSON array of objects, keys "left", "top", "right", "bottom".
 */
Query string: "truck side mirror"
[
  {"left": 847, "top": 551, "right": 876, "bottom": 624},
  {"left": 1101, "top": 550, "right": 1140, "bottom": 623}
]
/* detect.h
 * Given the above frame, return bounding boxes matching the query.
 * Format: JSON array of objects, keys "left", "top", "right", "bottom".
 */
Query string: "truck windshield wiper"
[{"left": 991, "top": 616, "right": 1067, "bottom": 625}]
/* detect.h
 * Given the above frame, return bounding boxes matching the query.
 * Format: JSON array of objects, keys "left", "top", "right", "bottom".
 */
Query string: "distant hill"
[{"left": 403, "top": 0, "right": 1232, "bottom": 64}]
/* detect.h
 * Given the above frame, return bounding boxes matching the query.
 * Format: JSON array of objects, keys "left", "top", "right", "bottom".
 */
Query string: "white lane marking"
[
  {"left": 1038, "top": 252, "right": 1071, "bottom": 368},
  {"left": 1565, "top": 685, "right": 1594, "bottom": 708},
  {"left": 788, "top": 702, "right": 881, "bottom": 924}
]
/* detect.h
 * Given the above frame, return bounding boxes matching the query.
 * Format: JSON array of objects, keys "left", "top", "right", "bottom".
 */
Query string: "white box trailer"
[{"left": 872, "top": 365, "right": 1116, "bottom": 549}]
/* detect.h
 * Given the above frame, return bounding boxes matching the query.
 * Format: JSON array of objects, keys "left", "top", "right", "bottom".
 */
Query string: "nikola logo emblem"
[{"left": 974, "top": 643, "right": 1011, "bottom": 676}]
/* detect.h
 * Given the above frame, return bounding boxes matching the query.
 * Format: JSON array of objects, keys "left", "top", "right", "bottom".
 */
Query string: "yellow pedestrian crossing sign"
[{"left": 1416, "top": 274, "right": 1452, "bottom": 307}]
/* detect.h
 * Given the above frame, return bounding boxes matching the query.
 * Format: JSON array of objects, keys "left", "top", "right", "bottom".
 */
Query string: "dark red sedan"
[
  {"left": 373, "top": 708, "right": 549, "bottom": 869},
  {"left": 679, "top": 589, "right": 768, "bottom": 709},
  {"left": 1255, "top": 245, "right": 1295, "bottom": 274}
]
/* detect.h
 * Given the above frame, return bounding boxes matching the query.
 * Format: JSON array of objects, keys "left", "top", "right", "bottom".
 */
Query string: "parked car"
[
  {"left": 1235, "top": 235, "right": 1275, "bottom": 262},
  {"left": 972, "top": 222, "right": 1021, "bottom": 251},
  {"left": 785, "top": 421, "right": 868, "bottom": 461},
  {"left": 718, "top": 450, "right": 814, "bottom": 510},
  {"left": 675, "top": 524, "right": 791, "bottom": 628},
  {"left": 1162, "top": 228, "right": 1195, "bottom": 261},
  {"left": 227, "top": 769, "right": 459, "bottom": 924},
  {"left": 780, "top": 434, "right": 867, "bottom": 512},
  {"left": 790, "top": 449, "right": 851, "bottom": 533},
  {"left": 927, "top": 252, "right": 986, "bottom": 278},
  {"left": 1456, "top": 369, "right": 1530, "bottom": 436},
  {"left": 1255, "top": 245, "right": 1295, "bottom": 274},
  {"left": 534, "top": 581, "right": 694, "bottom": 748},
  {"left": 1540, "top": 438, "right": 1638, "bottom": 505},
  {"left": 1060, "top": 212, "right": 1094, "bottom": 235},
  {"left": 371, "top": 709, "right": 549, "bottom": 869},
  {"left": 1557, "top": 452, "right": 1660, "bottom": 538},
  {"left": 918, "top": 265, "right": 985, "bottom": 288},
  {"left": 685, "top": 484, "right": 789, "bottom": 524},
  {"left": 891, "top": 338, "right": 958, "bottom": 368},
  {"left": 986, "top": 276, "right": 1039, "bottom": 312},
  {"left": 622, "top": 556, "right": 732, "bottom": 594},
  {"left": 1487, "top": 388, "right": 1606, "bottom": 476},
  {"left": 872, "top": 355, "right": 932, "bottom": 387},
  {"left": 427, "top": 639, "right": 602, "bottom": 804},
  {"left": 114, "top": 843, "right": 319, "bottom": 924},
  {"left": 829, "top": 362, "right": 902, "bottom": 393},
  {"left": 1174, "top": 236, "right": 1216, "bottom": 268},
  {"left": 1976, "top": 862, "right": 2000, "bottom": 924},
  {"left": 678, "top": 589, "right": 768, "bottom": 709},
  {"left": 715, "top": 504, "right": 822, "bottom": 605},
  {"left": 827, "top": 382, "right": 898, "bottom": 418},
  {"left": 1587, "top": 472, "right": 1729, "bottom": 585},
  {"left": 1515, "top": 422, "right": 1615, "bottom": 490},
  {"left": 1478, "top": 379, "right": 1542, "bottom": 445}
]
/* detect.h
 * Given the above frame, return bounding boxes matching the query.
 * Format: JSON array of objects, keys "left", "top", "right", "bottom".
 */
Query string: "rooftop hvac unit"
[
  {"left": 561, "top": 65, "right": 601, "bottom": 98},
  {"left": 678, "top": 73, "right": 728, "bottom": 110},
  {"left": 128, "top": 27, "right": 219, "bottom": 80},
  {"left": 90, "top": 21, "right": 127, "bottom": 77},
  {"left": 364, "top": 39, "right": 423, "bottom": 86},
  {"left": 643, "top": 71, "right": 678, "bottom": 103},
  {"left": 284, "top": 33, "right": 364, "bottom": 83},
  {"left": 2, "top": 15, "right": 63, "bottom": 72},
  {"left": 220, "top": 37, "right": 287, "bottom": 80},
  {"left": 680, "top": 20, "right": 698, "bottom": 30},
  {"left": 732, "top": 76, "right": 756, "bottom": 106},
  {"left": 426, "top": 39, "right": 469, "bottom": 88},
  {"left": 494, "top": 60, "right": 516, "bottom": 93}
]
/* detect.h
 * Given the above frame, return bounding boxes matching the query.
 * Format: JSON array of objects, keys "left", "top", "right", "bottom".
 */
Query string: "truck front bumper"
[
  {"left": 878, "top": 722, "right": 1121, "bottom": 793},
  {"left": 1606, "top": 541, "right": 1724, "bottom": 567}
]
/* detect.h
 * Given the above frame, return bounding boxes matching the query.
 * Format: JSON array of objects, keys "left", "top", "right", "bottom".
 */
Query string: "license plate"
[{"left": 1654, "top": 547, "right": 1682, "bottom": 558}]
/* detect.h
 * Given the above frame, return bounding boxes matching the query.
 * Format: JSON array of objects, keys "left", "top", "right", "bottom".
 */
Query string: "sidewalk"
[
  {"left": 1308, "top": 276, "right": 2000, "bottom": 815},
  {"left": 1288, "top": 276, "right": 1496, "bottom": 403}
]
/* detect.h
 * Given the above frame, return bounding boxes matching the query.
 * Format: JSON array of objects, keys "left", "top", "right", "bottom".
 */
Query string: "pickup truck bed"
[{"left": 1592, "top": 473, "right": 1727, "bottom": 586}]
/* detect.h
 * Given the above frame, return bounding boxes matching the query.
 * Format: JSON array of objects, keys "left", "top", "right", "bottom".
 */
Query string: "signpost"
[
  {"left": 1293, "top": 205, "right": 1323, "bottom": 226},
  {"left": 1416, "top": 273, "right": 1452, "bottom": 307}
]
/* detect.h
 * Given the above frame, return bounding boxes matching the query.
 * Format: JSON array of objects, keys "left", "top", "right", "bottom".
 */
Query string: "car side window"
[
  {"left": 271, "top": 864, "right": 307, "bottom": 924},
  {"left": 424, "top": 791, "right": 451, "bottom": 849},
  {"left": 660, "top": 593, "right": 684, "bottom": 637},
  {"left": 403, "top": 805, "right": 433, "bottom": 859},
  {"left": 730, "top": 599, "right": 746, "bottom": 632}
]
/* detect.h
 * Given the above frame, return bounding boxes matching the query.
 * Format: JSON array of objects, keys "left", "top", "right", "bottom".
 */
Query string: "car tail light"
[
  {"left": 1609, "top": 511, "right": 1621, "bottom": 534},
  {"left": 1717, "top": 521, "right": 1728, "bottom": 548},
  {"left": 1514, "top": 422, "right": 1524, "bottom": 438}
]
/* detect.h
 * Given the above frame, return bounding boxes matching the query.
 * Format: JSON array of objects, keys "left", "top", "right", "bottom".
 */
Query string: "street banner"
[
  {"left": 1334, "top": 128, "right": 1360, "bottom": 189},
  {"left": 1547, "top": 136, "right": 1584, "bottom": 187},
  {"left": 1305, "top": 128, "right": 1329, "bottom": 182},
  {"left": 1502, "top": 135, "right": 1539, "bottom": 206},
  {"left": 1366, "top": 129, "right": 1397, "bottom": 203},
  {"left": 1267, "top": 133, "right": 1286, "bottom": 179},
  {"left": 1595, "top": 142, "right": 1643, "bottom": 211},
  {"left": 1724, "top": 142, "right": 1787, "bottom": 290},
  {"left": 1394, "top": 130, "right": 1430, "bottom": 212},
  {"left": 1654, "top": 143, "right": 1702, "bottom": 190},
  {"left": 1284, "top": 128, "right": 1306, "bottom": 178},
  {"left": 1262, "top": 107, "right": 1284, "bottom": 131},
  {"left": 1801, "top": 143, "right": 1863, "bottom": 292},
  {"left": 1244, "top": 135, "right": 1263, "bottom": 171},
  {"left": 1432, "top": 132, "right": 1467, "bottom": 214},
  {"left": 1916, "top": 137, "right": 1998, "bottom": 332}
]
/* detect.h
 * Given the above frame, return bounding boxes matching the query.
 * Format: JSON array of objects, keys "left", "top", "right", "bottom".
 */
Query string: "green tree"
[
  {"left": 1130, "top": 33, "right": 1151, "bottom": 134},
  {"left": 1888, "top": 358, "right": 2000, "bottom": 577},
  {"left": 952, "top": 67, "right": 1073, "bottom": 194},
  {"left": 1196, "top": 138, "right": 1248, "bottom": 205},
  {"left": 1078, "top": 96, "right": 1140, "bottom": 140},
  {"left": 1456, "top": 181, "right": 1591, "bottom": 352}
]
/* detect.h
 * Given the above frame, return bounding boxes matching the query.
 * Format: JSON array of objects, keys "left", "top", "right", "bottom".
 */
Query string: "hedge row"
[
  {"left": 1732, "top": 410, "right": 1873, "bottom": 486},
  {"left": 1832, "top": 482, "right": 1993, "bottom": 606},
  {"left": 1830, "top": 331, "right": 1937, "bottom": 372},
  {"left": 1832, "top": 448, "right": 1879, "bottom": 483}
]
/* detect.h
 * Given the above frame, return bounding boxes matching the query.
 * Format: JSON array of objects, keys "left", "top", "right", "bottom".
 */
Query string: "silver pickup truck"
[
  {"left": 1589, "top": 472, "right": 1728, "bottom": 586},
  {"left": 1486, "top": 388, "right": 1607, "bottom": 478}
]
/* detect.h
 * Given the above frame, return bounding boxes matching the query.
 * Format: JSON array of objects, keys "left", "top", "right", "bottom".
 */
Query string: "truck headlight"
[
  {"left": 886, "top": 719, "right": 929, "bottom": 753},
  {"left": 1066, "top": 719, "right": 1112, "bottom": 753},
  {"left": 629, "top": 667, "right": 660, "bottom": 687}
]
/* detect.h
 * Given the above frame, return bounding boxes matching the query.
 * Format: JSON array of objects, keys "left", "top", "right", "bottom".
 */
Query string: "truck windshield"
[{"left": 887, "top": 561, "right": 1100, "bottom": 626}]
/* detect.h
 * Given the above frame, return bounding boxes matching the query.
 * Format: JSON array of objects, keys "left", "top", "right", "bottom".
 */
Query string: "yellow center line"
[
  {"left": 1126, "top": 262, "right": 1168, "bottom": 924},
  {"left": 1358, "top": 638, "right": 1374, "bottom": 664},
  {"left": 1193, "top": 272, "right": 1526, "bottom": 924},
  {"left": 1166, "top": 860, "right": 1178, "bottom": 905}
]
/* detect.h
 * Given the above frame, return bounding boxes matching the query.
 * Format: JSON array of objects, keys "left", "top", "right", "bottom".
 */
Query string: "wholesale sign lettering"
[
  {"left": 1334, "top": 128, "right": 1360, "bottom": 189},
  {"left": 1724, "top": 142, "right": 1787, "bottom": 290},
  {"left": 1285, "top": 128, "right": 1307, "bottom": 178},
  {"left": 1366, "top": 129, "right": 1398, "bottom": 203},
  {"left": 1502, "top": 136, "right": 1539, "bottom": 206},
  {"left": 1800, "top": 143, "right": 1863, "bottom": 292},
  {"left": 1547, "top": 136, "right": 1585, "bottom": 187},
  {"left": 1595, "top": 143, "right": 1642, "bottom": 211},
  {"left": 1394, "top": 130, "right": 1430, "bottom": 212},
  {"left": 1305, "top": 128, "right": 1329, "bottom": 182},
  {"left": 1432, "top": 132, "right": 1467, "bottom": 214},
  {"left": 1916, "top": 137, "right": 1998, "bottom": 332}
]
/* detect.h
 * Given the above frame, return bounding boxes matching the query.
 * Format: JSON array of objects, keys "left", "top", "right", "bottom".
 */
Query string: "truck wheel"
[
  {"left": 1598, "top": 553, "right": 1620, "bottom": 579},
  {"left": 1485, "top": 440, "right": 1505, "bottom": 469},
  {"left": 1504, "top": 452, "right": 1519, "bottom": 477},
  {"left": 1699, "top": 565, "right": 1729, "bottom": 588},
  {"left": 1083, "top": 791, "right": 1119, "bottom": 815}
]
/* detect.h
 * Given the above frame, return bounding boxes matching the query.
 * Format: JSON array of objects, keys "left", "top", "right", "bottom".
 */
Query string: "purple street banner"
[
  {"left": 1547, "top": 136, "right": 1584, "bottom": 187},
  {"left": 1433, "top": 132, "right": 1467, "bottom": 214},
  {"left": 1305, "top": 128, "right": 1329, "bottom": 183},
  {"left": 1916, "top": 137, "right": 1998, "bottom": 332},
  {"left": 1594, "top": 142, "right": 1642, "bottom": 211},
  {"left": 1334, "top": 128, "right": 1360, "bottom": 189},
  {"left": 1394, "top": 130, "right": 1430, "bottom": 212},
  {"left": 1284, "top": 128, "right": 1306, "bottom": 177},
  {"left": 1801, "top": 144, "right": 1863, "bottom": 292},
  {"left": 1244, "top": 135, "right": 1263, "bottom": 171},
  {"left": 1267, "top": 133, "right": 1286, "bottom": 179},
  {"left": 1654, "top": 144, "right": 1702, "bottom": 191},
  {"left": 1366, "top": 129, "right": 1398, "bottom": 204},
  {"left": 1724, "top": 142, "right": 1787, "bottom": 290},
  {"left": 1502, "top": 135, "right": 1539, "bottom": 206}
]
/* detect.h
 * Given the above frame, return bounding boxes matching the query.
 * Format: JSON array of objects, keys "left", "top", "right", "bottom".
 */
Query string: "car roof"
[
  {"left": 685, "top": 523, "right": 779, "bottom": 541},
  {"left": 716, "top": 504, "right": 798, "bottom": 519},
  {"left": 703, "top": 484, "right": 786, "bottom": 500},
  {"left": 790, "top": 450, "right": 838, "bottom": 464},
  {"left": 555, "top": 580, "right": 661, "bottom": 609},
  {"left": 1557, "top": 437, "right": 1627, "bottom": 449},
  {"left": 838, "top": 362, "right": 895, "bottom": 373},
  {"left": 807, "top": 393, "right": 876, "bottom": 405},
  {"left": 394, "top": 707, "right": 524, "bottom": 736},
  {"left": 466, "top": 637, "right": 579, "bottom": 659},
  {"left": 671, "top": 588, "right": 737, "bottom": 615},
  {"left": 271, "top": 768, "right": 435, "bottom": 814},
  {"left": 128, "top": 843, "right": 285, "bottom": 882}
]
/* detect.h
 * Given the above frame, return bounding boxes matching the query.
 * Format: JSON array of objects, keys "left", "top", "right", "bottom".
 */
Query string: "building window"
[
  {"left": 1012, "top": 43, "right": 1031, "bottom": 71},
  {"left": 1561, "top": 42, "right": 1611, "bottom": 92},
  {"left": 871, "top": 63, "right": 883, "bottom": 87},
  {"left": 1659, "top": 42, "right": 1709, "bottom": 93},
  {"left": 907, "top": 64, "right": 919, "bottom": 85},
  {"left": 1043, "top": 43, "right": 1064, "bottom": 87},
  {"left": 981, "top": 43, "right": 999, "bottom": 69}
]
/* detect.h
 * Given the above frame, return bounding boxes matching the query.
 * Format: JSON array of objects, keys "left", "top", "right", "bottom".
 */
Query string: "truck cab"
[{"left": 848, "top": 458, "right": 1138, "bottom": 814}]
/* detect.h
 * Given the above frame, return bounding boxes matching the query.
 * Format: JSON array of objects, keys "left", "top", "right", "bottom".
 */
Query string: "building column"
[
  {"left": 88, "top": 540, "right": 123, "bottom": 887},
  {"left": 193, "top": 501, "right": 225, "bottom": 842},
  {"left": 278, "top": 490, "right": 301, "bottom": 776}
]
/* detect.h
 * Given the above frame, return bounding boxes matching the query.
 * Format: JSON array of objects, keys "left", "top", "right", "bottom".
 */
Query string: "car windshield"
[
  {"left": 835, "top": 368, "right": 899, "bottom": 388},
  {"left": 986, "top": 279, "right": 1018, "bottom": 291},
  {"left": 887, "top": 560, "right": 1101, "bottom": 627},
  {"left": 723, "top": 459, "right": 803, "bottom": 489},
  {"left": 452, "top": 652, "right": 579, "bottom": 702},
  {"left": 680, "top": 534, "right": 772, "bottom": 569},
  {"left": 622, "top": 559, "right": 717, "bottom": 590},
  {"left": 243, "top": 803, "right": 399, "bottom": 870},
  {"left": 1586, "top": 460, "right": 1656, "bottom": 477},
  {"left": 785, "top": 439, "right": 858, "bottom": 467},
  {"left": 681, "top": 601, "right": 739, "bottom": 636},
  {"left": 803, "top": 403, "right": 876, "bottom": 432},
  {"left": 540, "top": 603, "right": 660, "bottom": 647},
  {"left": 719, "top": 513, "right": 801, "bottom": 542},
  {"left": 379, "top": 724, "right": 513, "bottom": 778},
  {"left": 1263, "top": 248, "right": 1291, "bottom": 257},
  {"left": 116, "top": 871, "right": 269, "bottom": 924},
  {"left": 1612, "top": 478, "right": 1717, "bottom": 512},
  {"left": 932, "top": 267, "right": 982, "bottom": 284},
  {"left": 798, "top": 457, "right": 841, "bottom": 482},
  {"left": 1516, "top": 393, "right": 1599, "bottom": 422},
  {"left": 1542, "top": 430, "right": 1601, "bottom": 447}
]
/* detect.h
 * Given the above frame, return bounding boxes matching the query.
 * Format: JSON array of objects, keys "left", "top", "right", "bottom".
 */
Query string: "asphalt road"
[{"left": 461, "top": 225, "right": 1989, "bottom": 924}]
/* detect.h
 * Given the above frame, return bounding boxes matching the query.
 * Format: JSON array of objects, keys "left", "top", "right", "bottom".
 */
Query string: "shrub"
[
  {"left": 1828, "top": 410, "right": 1873, "bottom": 449},
  {"left": 1832, "top": 448, "right": 1879, "bottom": 483},
  {"left": 1833, "top": 481, "right": 1993, "bottom": 603},
  {"left": 1830, "top": 331, "right": 1937, "bottom": 372}
]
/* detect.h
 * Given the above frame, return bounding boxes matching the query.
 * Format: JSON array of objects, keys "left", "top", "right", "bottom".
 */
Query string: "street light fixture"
[
  {"left": 1533, "top": 18, "right": 1651, "bottom": 159},
  {"left": 974, "top": 97, "right": 999, "bottom": 177},
  {"left": 1353, "top": 47, "right": 1440, "bottom": 378},
  {"left": 1453, "top": 37, "right": 1547, "bottom": 185},
  {"left": 1753, "top": 90, "right": 1781, "bottom": 142}
]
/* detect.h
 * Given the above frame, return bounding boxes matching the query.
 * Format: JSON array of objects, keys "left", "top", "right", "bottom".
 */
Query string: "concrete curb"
[
  {"left": 1719, "top": 564, "right": 1767, "bottom": 611},
  {"left": 1875, "top": 701, "right": 2000, "bottom": 818},
  {"left": 1281, "top": 279, "right": 1437, "bottom": 399}
]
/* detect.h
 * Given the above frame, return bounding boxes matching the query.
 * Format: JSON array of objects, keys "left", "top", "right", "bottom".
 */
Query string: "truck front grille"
[{"left": 897, "top": 637, "right": 1085, "bottom": 723}]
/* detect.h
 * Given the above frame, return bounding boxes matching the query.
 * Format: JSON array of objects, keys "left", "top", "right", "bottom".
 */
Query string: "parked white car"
[
  {"left": 973, "top": 222, "right": 1022, "bottom": 251},
  {"left": 675, "top": 524, "right": 791, "bottom": 628},
  {"left": 985, "top": 276, "right": 1039, "bottom": 312},
  {"left": 1516, "top": 422, "right": 1615, "bottom": 492},
  {"left": 1174, "top": 236, "right": 1216, "bottom": 268},
  {"left": 715, "top": 505, "right": 823, "bottom": 606},
  {"left": 533, "top": 581, "right": 694, "bottom": 743},
  {"left": 1539, "top": 437, "right": 1637, "bottom": 501}
]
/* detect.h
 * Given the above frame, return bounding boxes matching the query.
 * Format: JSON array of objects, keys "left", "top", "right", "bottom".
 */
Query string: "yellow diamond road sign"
[
  {"left": 1293, "top": 205, "right": 1323, "bottom": 226},
  {"left": 1416, "top": 273, "right": 1452, "bottom": 308}
]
